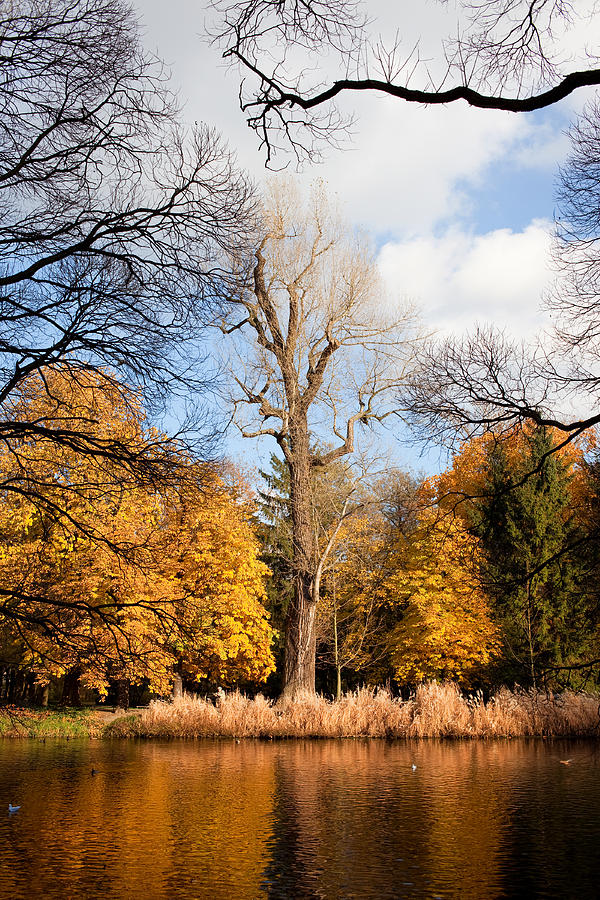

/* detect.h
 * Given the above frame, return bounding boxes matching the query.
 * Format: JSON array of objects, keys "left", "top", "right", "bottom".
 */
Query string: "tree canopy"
[{"left": 0, "top": 367, "right": 275, "bottom": 700}]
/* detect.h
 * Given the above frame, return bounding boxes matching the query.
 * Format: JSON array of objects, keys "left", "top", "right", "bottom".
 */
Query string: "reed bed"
[{"left": 105, "top": 682, "right": 600, "bottom": 740}]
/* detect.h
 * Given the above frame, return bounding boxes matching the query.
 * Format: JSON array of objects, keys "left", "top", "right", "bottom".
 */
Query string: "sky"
[{"left": 135, "top": 0, "right": 600, "bottom": 474}]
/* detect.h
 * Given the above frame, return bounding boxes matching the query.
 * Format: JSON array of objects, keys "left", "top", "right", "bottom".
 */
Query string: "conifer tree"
[{"left": 474, "top": 427, "right": 590, "bottom": 687}]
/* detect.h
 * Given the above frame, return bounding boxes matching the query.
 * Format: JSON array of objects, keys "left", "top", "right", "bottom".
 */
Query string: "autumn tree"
[
  {"left": 161, "top": 468, "right": 276, "bottom": 692},
  {"left": 0, "top": 368, "right": 275, "bottom": 702},
  {"left": 313, "top": 469, "right": 421, "bottom": 695},
  {"left": 325, "top": 469, "right": 498, "bottom": 690},
  {"left": 317, "top": 509, "right": 394, "bottom": 695},
  {"left": 223, "top": 180, "right": 415, "bottom": 697},
  {"left": 325, "top": 428, "right": 595, "bottom": 691},
  {"left": 0, "top": 367, "right": 179, "bottom": 701},
  {"left": 386, "top": 511, "right": 499, "bottom": 688},
  {"left": 435, "top": 426, "right": 597, "bottom": 687},
  {"left": 213, "top": 0, "right": 600, "bottom": 163}
]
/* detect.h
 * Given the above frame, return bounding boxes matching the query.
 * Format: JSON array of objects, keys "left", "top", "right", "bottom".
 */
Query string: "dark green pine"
[{"left": 474, "top": 427, "right": 591, "bottom": 688}]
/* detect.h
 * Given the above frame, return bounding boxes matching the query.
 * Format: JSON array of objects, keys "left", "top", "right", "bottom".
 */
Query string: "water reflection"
[
  {"left": 0, "top": 738, "right": 599, "bottom": 898},
  {"left": 262, "top": 742, "right": 509, "bottom": 899}
]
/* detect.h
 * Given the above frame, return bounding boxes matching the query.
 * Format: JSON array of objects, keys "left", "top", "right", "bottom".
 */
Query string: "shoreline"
[
  {"left": 0, "top": 706, "right": 144, "bottom": 739},
  {"left": 2, "top": 683, "right": 599, "bottom": 740}
]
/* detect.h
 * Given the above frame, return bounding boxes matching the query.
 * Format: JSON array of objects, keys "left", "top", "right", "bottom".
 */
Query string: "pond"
[{"left": 0, "top": 738, "right": 599, "bottom": 898}]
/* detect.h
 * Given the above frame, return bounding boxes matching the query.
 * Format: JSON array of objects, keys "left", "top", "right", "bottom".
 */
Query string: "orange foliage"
[
  {"left": 387, "top": 512, "right": 499, "bottom": 687},
  {"left": 436, "top": 425, "right": 591, "bottom": 519},
  {"left": 0, "top": 367, "right": 275, "bottom": 695}
]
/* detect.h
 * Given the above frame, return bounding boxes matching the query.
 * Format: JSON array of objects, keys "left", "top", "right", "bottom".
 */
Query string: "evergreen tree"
[
  {"left": 256, "top": 453, "right": 294, "bottom": 655},
  {"left": 474, "top": 427, "right": 591, "bottom": 687}
]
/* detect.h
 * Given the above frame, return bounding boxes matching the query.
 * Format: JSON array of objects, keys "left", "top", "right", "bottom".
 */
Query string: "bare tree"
[
  {"left": 221, "top": 179, "right": 416, "bottom": 696},
  {"left": 211, "top": 0, "right": 600, "bottom": 163},
  {"left": 0, "top": 0, "right": 257, "bottom": 479},
  {"left": 406, "top": 99, "right": 600, "bottom": 453}
]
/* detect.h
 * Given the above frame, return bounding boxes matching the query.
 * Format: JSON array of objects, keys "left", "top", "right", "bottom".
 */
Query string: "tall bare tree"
[
  {"left": 222, "top": 179, "right": 416, "bottom": 696},
  {"left": 212, "top": 0, "right": 600, "bottom": 163}
]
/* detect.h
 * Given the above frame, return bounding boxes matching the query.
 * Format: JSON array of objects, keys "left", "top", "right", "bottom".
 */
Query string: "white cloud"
[
  {"left": 378, "top": 221, "right": 554, "bottom": 338},
  {"left": 314, "top": 98, "right": 511, "bottom": 235},
  {"left": 136, "top": 1, "right": 576, "bottom": 241}
]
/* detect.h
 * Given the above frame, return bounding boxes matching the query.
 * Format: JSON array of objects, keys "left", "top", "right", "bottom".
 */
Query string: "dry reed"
[{"left": 105, "top": 682, "right": 600, "bottom": 740}]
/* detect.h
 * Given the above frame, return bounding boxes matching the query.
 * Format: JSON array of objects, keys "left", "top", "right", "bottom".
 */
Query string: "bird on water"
[{"left": 8, "top": 804, "right": 20, "bottom": 813}]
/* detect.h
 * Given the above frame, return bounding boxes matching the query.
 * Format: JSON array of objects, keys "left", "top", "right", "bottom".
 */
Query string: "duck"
[{"left": 8, "top": 804, "right": 20, "bottom": 813}]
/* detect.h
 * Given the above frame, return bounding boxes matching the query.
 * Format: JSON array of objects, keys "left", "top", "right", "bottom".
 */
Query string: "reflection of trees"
[
  {"left": 0, "top": 741, "right": 275, "bottom": 899},
  {"left": 262, "top": 743, "right": 323, "bottom": 899},
  {"left": 159, "top": 743, "right": 274, "bottom": 898},
  {"left": 422, "top": 742, "right": 508, "bottom": 899},
  {"left": 3, "top": 740, "right": 600, "bottom": 898},
  {"left": 263, "top": 741, "right": 434, "bottom": 898}
]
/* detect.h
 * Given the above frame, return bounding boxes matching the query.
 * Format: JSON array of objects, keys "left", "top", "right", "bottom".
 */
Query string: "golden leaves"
[
  {"left": 388, "top": 513, "right": 500, "bottom": 687},
  {"left": 0, "top": 367, "right": 275, "bottom": 695}
]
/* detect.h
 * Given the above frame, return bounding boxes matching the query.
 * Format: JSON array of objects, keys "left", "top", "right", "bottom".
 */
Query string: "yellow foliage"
[
  {"left": 0, "top": 366, "right": 275, "bottom": 695},
  {"left": 161, "top": 471, "right": 276, "bottom": 686},
  {"left": 388, "top": 513, "right": 499, "bottom": 687}
]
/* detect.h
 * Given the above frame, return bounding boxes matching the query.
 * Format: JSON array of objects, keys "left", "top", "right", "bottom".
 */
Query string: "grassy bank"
[
  {"left": 106, "top": 682, "right": 600, "bottom": 740},
  {"left": 0, "top": 706, "right": 99, "bottom": 738}
]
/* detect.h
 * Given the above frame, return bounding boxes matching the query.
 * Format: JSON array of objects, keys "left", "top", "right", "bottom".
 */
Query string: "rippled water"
[{"left": 0, "top": 737, "right": 599, "bottom": 898}]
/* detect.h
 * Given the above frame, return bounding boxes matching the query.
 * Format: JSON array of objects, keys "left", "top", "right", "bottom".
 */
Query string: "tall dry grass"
[{"left": 105, "top": 682, "right": 600, "bottom": 740}]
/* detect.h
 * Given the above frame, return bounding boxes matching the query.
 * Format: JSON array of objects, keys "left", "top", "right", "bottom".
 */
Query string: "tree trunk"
[
  {"left": 7, "top": 668, "right": 15, "bottom": 703},
  {"left": 24, "top": 673, "right": 35, "bottom": 704},
  {"left": 283, "top": 426, "right": 318, "bottom": 698},
  {"left": 283, "top": 572, "right": 317, "bottom": 697},
  {"left": 333, "top": 593, "right": 342, "bottom": 702},
  {"left": 8, "top": 669, "right": 26, "bottom": 704},
  {"left": 172, "top": 673, "right": 183, "bottom": 700},
  {"left": 38, "top": 684, "right": 49, "bottom": 707},
  {"left": 62, "top": 667, "right": 82, "bottom": 706},
  {"left": 116, "top": 678, "right": 130, "bottom": 710}
]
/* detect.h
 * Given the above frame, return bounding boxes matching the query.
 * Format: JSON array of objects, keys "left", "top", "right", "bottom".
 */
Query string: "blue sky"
[{"left": 136, "top": 0, "right": 600, "bottom": 476}]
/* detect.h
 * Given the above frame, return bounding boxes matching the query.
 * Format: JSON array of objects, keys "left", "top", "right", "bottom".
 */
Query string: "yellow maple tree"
[
  {"left": 387, "top": 512, "right": 500, "bottom": 687},
  {"left": 161, "top": 468, "right": 276, "bottom": 687},
  {"left": 0, "top": 367, "right": 275, "bottom": 698}
]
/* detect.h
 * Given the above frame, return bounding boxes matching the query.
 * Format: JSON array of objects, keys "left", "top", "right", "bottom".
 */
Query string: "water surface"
[{"left": 0, "top": 738, "right": 598, "bottom": 898}]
